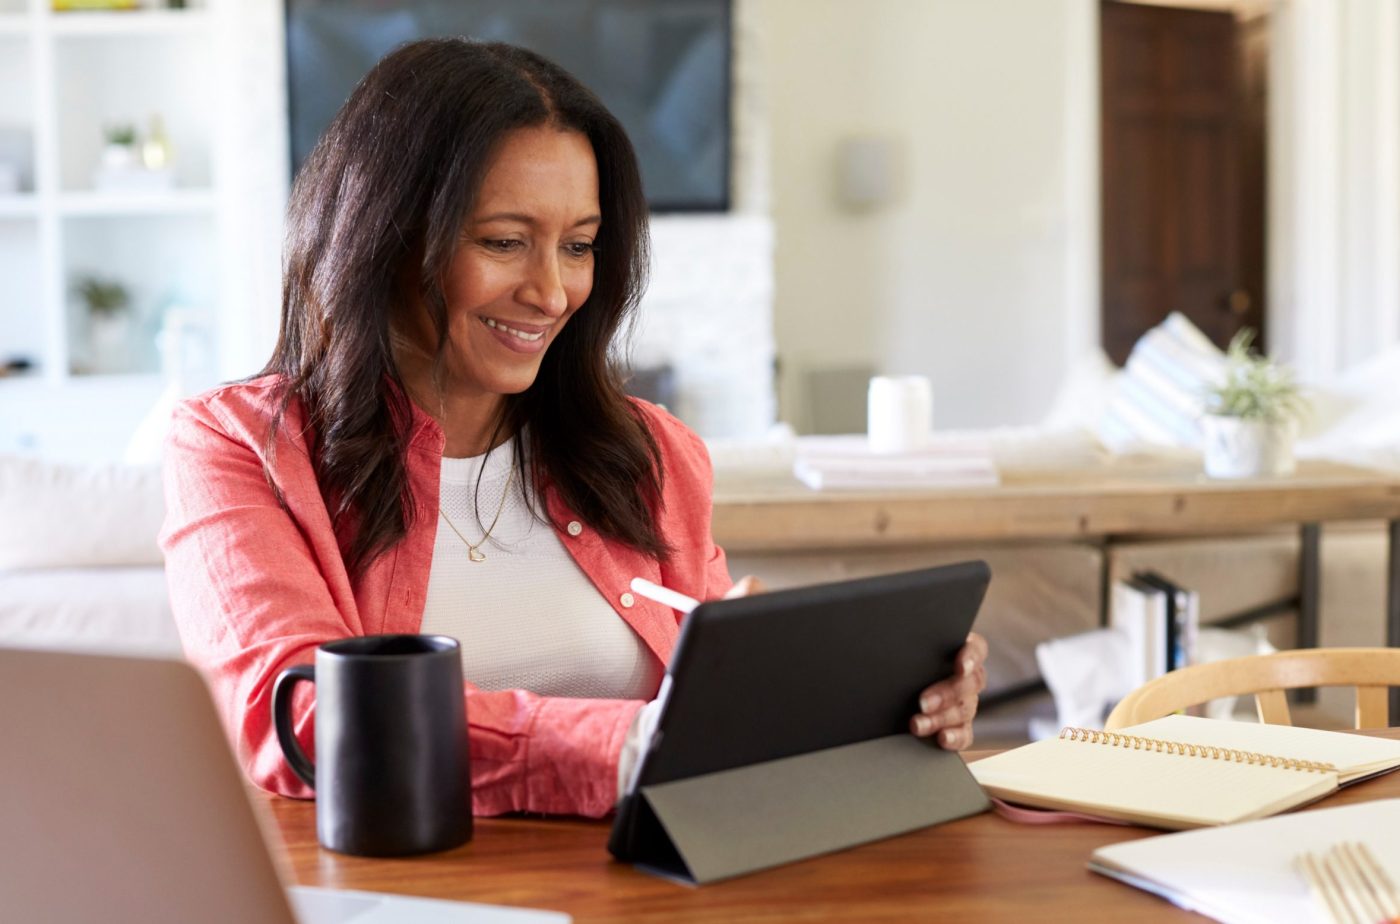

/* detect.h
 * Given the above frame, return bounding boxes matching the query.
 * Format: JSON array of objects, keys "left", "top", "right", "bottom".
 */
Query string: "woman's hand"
[
  {"left": 910, "top": 631, "right": 988, "bottom": 750},
  {"left": 723, "top": 575, "right": 766, "bottom": 599}
]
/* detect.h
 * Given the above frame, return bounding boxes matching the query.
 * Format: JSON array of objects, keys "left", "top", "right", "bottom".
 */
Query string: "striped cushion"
[{"left": 1098, "top": 313, "right": 1226, "bottom": 451}]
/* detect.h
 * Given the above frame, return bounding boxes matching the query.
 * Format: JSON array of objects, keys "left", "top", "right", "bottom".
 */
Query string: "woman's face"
[{"left": 430, "top": 126, "right": 601, "bottom": 402}]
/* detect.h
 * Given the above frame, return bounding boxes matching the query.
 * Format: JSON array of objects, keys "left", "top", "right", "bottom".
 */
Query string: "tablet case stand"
[{"left": 614, "top": 733, "right": 989, "bottom": 885}]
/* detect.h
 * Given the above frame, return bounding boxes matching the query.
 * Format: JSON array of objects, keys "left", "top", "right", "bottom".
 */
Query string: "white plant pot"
[
  {"left": 100, "top": 143, "right": 140, "bottom": 171},
  {"left": 1201, "top": 415, "right": 1296, "bottom": 479},
  {"left": 89, "top": 312, "right": 133, "bottom": 374}
]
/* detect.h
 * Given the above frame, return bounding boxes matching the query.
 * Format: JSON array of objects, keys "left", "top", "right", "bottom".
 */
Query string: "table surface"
[
  {"left": 710, "top": 457, "right": 1400, "bottom": 551},
  {"left": 261, "top": 729, "right": 1400, "bottom": 923}
]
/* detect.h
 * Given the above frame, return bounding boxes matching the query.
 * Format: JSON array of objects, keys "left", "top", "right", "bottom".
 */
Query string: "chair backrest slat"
[
  {"left": 1254, "top": 689, "right": 1291, "bottom": 725},
  {"left": 1357, "top": 685, "right": 1390, "bottom": 728},
  {"left": 1104, "top": 648, "right": 1400, "bottom": 730}
]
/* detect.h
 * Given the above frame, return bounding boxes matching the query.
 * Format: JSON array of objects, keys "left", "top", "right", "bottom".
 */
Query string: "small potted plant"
[
  {"left": 100, "top": 123, "right": 139, "bottom": 170},
  {"left": 74, "top": 274, "right": 133, "bottom": 374},
  {"left": 1200, "top": 329, "right": 1308, "bottom": 479}
]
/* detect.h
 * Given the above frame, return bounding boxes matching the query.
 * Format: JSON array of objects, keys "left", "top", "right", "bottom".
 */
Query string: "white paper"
[
  {"left": 1034, "top": 627, "right": 1136, "bottom": 732},
  {"left": 1091, "top": 799, "right": 1400, "bottom": 924}
]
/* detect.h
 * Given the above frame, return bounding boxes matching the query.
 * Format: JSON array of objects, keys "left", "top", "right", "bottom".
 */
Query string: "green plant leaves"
[{"left": 1201, "top": 328, "right": 1307, "bottom": 424}]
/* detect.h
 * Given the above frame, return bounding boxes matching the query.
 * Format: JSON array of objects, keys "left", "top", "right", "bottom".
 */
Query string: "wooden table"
[
  {"left": 263, "top": 730, "right": 1400, "bottom": 923},
  {"left": 713, "top": 458, "right": 1400, "bottom": 710},
  {"left": 711, "top": 458, "right": 1400, "bottom": 552}
]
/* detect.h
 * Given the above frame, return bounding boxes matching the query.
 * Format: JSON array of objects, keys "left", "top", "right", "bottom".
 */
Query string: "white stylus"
[{"left": 629, "top": 577, "right": 700, "bottom": 614}]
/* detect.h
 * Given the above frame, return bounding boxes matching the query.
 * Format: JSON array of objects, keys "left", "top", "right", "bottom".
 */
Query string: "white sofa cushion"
[
  {"left": 1296, "top": 343, "right": 1400, "bottom": 471},
  {"left": 1040, "top": 348, "right": 1117, "bottom": 433},
  {"left": 0, "top": 455, "right": 165, "bottom": 569},
  {"left": 1097, "top": 312, "right": 1226, "bottom": 452},
  {"left": 0, "top": 566, "right": 178, "bottom": 653}
]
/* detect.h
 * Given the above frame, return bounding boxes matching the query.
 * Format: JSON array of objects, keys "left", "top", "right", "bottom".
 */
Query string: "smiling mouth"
[{"left": 483, "top": 318, "right": 546, "bottom": 343}]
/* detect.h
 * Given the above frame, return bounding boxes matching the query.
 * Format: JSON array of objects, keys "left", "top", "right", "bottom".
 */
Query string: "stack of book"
[
  {"left": 791, "top": 435, "right": 1000, "bottom": 491},
  {"left": 1110, "top": 571, "right": 1200, "bottom": 689}
]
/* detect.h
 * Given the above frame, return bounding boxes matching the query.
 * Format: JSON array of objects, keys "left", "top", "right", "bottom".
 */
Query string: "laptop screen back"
[{"left": 0, "top": 648, "right": 298, "bottom": 924}]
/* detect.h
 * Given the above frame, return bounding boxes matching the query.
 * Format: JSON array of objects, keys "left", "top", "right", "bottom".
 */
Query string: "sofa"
[{"left": 0, "top": 455, "right": 177, "bottom": 654}]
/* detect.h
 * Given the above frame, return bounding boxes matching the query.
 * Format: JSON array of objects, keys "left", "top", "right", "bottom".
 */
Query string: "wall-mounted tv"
[{"left": 285, "top": 0, "right": 732, "bottom": 213}]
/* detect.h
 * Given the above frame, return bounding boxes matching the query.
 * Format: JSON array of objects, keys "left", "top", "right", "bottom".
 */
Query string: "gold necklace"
[{"left": 439, "top": 466, "right": 515, "bottom": 562}]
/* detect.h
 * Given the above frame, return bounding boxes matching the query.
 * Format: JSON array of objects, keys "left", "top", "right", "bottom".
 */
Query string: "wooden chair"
[{"left": 1104, "top": 647, "right": 1400, "bottom": 731}]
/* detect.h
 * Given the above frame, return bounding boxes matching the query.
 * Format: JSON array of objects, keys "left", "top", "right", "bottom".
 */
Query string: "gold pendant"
[{"left": 468, "top": 547, "right": 487, "bottom": 563}]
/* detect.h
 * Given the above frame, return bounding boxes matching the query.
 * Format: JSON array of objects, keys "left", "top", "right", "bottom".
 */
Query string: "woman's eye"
[
  {"left": 482, "top": 239, "right": 522, "bottom": 253},
  {"left": 564, "top": 242, "right": 596, "bottom": 259}
]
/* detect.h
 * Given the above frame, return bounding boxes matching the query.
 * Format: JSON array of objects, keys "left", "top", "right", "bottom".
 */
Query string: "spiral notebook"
[{"left": 969, "top": 715, "right": 1400, "bottom": 830}]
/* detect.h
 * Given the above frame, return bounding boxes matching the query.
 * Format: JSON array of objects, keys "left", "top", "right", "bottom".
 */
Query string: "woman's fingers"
[
  {"left": 911, "top": 632, "right": 988, "bottom": 749},
  {"left": 910, "top": 692, "right": 979, "bottom": 738},
  {"left": 956, "top": 632, "right": 989, "bottom": 678},
  {"left": 937, "top": 721, "right": 974, "bottom": 751},
  {"left": 916, "top": 665, "right": 985, "bottom": 716},
  {"left": 722, "top": 575, "right": 767, "bottom": 599}
]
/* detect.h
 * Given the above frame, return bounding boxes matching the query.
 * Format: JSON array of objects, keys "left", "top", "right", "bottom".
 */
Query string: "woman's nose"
[{"left": 519, "top": 251, "right": 569, "bottom": 317}]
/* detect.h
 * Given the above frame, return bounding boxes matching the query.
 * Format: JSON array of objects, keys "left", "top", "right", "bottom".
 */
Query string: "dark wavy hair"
[{"left": 263, "top": 38, "right": 664, "bottom": 578}]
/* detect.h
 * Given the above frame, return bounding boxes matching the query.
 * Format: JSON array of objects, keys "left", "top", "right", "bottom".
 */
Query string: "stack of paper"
[
  {"left": 1090, "top": 799, "right": 1400, "bottom": 924},
  {"left": 792, "top": 436, "right": 1000, "bottom": 491}
]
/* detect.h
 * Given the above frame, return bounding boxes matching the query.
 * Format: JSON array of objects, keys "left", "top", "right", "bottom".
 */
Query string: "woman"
[{"left": 160, "top": 38, "right": 988, "bottom": 818}]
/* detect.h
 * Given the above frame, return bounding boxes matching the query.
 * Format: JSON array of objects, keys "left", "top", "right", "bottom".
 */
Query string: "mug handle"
[{"left": 272, "top": 664, "right": 317, "bottom": 788}]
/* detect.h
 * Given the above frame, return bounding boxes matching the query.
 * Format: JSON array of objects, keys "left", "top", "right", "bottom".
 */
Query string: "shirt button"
[
  {"left": 620, "top": 592, "right": 635, "bottom": 608},
  {"left": 566, "top": 520, "right": 583, "bottom": 537}
]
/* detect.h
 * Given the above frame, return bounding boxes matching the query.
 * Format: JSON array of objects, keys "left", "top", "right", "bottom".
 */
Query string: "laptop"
[{"left": 0, "top": 646, "right": 569, "bottom": 924}]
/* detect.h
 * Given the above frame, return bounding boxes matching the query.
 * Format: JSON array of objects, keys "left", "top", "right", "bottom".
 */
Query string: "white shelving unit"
[
  {"left": 49, "top": 7, "right": 209, "bottom": 35},
  {"left": 57, "top": 188, "right": 215, "bottom": 215},
  {"left": 0, "top": 0, "right": 235, "bottom": 458},
  {"left": 0, "top": 195, "right": 38, "bottom": 217}
]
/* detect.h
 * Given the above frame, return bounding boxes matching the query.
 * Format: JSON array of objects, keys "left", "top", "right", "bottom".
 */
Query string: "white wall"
[
  {"left": 1269, "top": 0, "right": 1400, "bottom": 379},
  {"left": 629, "top": 0, "right": 776, "bottom": 438},
  {"left": 211, "top": 0, "right": 288, "bottom": 383},
  {"left": 757, "top": 0, "right": 1098, "bottom": 431}
]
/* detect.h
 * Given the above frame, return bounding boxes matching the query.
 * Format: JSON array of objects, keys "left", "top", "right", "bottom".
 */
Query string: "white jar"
[{"left": 867, "top": 375, "right": 933, "bottom": 454}]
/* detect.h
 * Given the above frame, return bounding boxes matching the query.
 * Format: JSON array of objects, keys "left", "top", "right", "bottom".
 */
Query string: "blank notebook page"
[{"left": 969, "top": 732, "right": 1337, "bottom": 829}]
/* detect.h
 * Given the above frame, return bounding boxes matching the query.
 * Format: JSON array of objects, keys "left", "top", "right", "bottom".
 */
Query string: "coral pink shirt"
[{"left": 159, "top": 376, "right": 731, "bottom": 818}]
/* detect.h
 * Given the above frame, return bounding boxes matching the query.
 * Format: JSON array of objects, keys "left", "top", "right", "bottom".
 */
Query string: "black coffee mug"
[{"left": 272, "top": 634, "right": 473, "bottom": 856}]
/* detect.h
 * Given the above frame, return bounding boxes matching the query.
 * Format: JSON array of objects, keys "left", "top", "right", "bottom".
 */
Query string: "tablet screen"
[{"left": 634, "top": 559, "right": 990, "bottom": 787}]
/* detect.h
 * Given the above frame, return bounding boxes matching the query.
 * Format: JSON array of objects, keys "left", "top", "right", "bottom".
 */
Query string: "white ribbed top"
[{"left": 419, "top": 438, "right": 662, "bottom": 701}]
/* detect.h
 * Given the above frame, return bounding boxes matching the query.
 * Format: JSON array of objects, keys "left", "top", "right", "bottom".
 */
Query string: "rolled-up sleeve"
[
  {"left": 160, "top": 399, "right": 360, "bottom": 799},
  {"left": 161, "top": 393, "right": 643, "bottom": 817}
]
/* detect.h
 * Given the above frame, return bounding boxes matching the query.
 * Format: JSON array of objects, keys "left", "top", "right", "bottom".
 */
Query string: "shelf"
[
  {"left": 57, "top": 188, "right": 214, "bottom": 216},
  {"left": 0, "top": 371, "right": 164, "bottom": 393},
  {"left": 62, "top": 371, "right": 164, "bottom": 386},
  {"left": 49, "top": 9, "right": 209, "bottom": 37},
  {"left": 0, "top": 194, "right": 38, "bottom": 218}
]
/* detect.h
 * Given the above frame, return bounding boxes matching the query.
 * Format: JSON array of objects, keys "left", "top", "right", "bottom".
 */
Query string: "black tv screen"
[{"left": 285, "top": 0, "right": 732, "bottom": 212}]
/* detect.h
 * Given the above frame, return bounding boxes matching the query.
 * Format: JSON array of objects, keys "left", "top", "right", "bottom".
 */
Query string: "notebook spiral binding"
[{"left": 1058, "top": 727, "right": 1338, "bottom": 774}]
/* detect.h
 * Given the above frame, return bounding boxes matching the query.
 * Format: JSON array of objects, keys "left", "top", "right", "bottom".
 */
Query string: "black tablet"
[{"left": 608, "top": 559, "right": 992, "bottom": 883}]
